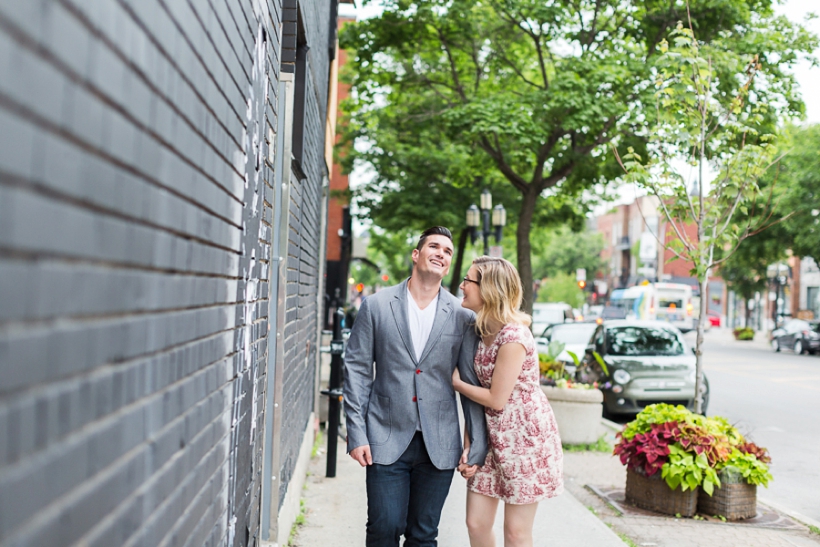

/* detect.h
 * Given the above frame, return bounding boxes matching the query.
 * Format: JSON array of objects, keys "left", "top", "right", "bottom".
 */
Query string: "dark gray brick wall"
[{"left": 0, "top": 0, "right": 331, "bottom": 545}]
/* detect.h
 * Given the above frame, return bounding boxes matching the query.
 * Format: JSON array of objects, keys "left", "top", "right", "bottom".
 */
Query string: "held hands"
[
  {"left": 457, "top": 445, "right": 478, "bottom": 479},
  {"left": 350, "top": 444, "right": 372, "bottom": 467}
]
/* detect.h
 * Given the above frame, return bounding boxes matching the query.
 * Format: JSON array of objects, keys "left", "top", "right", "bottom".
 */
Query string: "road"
[{"left": 691, "top": 328, "right": 820, "bottom": 523}]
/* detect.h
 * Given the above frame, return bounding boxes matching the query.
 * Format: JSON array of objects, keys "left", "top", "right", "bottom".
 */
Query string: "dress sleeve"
[{"left": 497, "top": 323, "right": 531, "bottom": 352}]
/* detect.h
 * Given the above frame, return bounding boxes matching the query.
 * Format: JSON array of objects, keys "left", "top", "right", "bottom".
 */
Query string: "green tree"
[
  {"left": 615, "top": 19, "right": 814, "bottom": 413},
  {"left": 339, "top": 0, "right": 814, "bottom": 313},
  {"left": 531, "top": 225, "right": 606, "bottom": 281},
  {"left": 778, "top": 124, "right": 820, "bottom": 261},
  {"left": 536, "top": 272, "right": 585, "bottom": 307}
]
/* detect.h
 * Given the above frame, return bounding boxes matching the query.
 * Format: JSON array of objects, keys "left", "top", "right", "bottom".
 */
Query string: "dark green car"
[{"left": 578, "top": 320, "right": 709, "bottom": 416}]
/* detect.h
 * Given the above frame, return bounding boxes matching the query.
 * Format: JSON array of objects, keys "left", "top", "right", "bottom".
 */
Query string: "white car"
[
  {"left": 531, "top": 302, "right": 575, "bottom": 335},
  {"left": 535, "top": 322, "right": 598, "bottom": 373}
]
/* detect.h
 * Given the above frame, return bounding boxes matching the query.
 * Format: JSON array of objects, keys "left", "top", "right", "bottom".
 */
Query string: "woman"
[{"left": 453, "top": 256, "right": 563, "bottom": 547}]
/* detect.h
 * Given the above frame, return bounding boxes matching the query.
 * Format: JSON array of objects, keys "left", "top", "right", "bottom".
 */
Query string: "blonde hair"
[{"left": 470, "top": 256, "right": 532, "bottom": 337}]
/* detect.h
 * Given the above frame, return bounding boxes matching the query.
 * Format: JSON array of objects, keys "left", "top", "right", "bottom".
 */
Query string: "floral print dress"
[{"left": 467, "top": 322, "right": 564, "bottom": 504}]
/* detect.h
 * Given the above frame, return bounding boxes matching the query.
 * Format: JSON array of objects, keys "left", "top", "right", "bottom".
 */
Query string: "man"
[{"left": 344, "top": 226, "right": 489, "bottom": 547}]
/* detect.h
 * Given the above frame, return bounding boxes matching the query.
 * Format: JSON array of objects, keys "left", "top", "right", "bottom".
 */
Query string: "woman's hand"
[{"left": 452, "top": 367, "right": 463, "bottom": 393}]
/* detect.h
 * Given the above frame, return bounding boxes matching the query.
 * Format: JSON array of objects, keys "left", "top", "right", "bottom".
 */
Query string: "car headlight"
[{"left": 613, "top": 369, "right": 631, "bottom": 385}]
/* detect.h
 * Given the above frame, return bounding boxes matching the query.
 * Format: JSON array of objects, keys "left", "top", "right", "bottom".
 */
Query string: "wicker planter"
[
  {"left": 698, "top": 474, "right": 757, "bottom": 520},
  {"left": 540, "top": 386, "right": 603, "bottom": 444},
  {"left": 625, "top": 467, "right": 698, "bottom": 517}
]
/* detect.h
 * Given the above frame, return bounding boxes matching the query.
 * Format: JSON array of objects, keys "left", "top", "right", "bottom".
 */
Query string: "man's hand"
[
  {"left": 457, "top": 445, "right": 478, "bottom": 478},
  {"left": 350, "top": 444, "right": 373, "bottom": 467}
]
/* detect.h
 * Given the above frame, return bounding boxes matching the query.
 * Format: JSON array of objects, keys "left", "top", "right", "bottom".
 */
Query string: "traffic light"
[
  {"left": 577, "top": 280, "right": 586, "bottom": 290},
  {"left": 356, "top": 283, "right": 364, "bottom": 293},
  {"left": 381, "top": 274, "right": 389, "bottom": 282}
]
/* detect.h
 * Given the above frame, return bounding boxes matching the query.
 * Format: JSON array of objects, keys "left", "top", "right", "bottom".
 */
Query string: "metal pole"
[
  {"left": 482, "top": 208, "right": 490, "bottom": 255},
  {"left": 322, "top": 307, "right": 346, "bottom": 477}
]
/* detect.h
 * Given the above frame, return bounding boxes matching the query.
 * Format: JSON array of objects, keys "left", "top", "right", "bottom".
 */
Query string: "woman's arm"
[{"left": 453, "top": 342, "right": 526, "bottom": 411}]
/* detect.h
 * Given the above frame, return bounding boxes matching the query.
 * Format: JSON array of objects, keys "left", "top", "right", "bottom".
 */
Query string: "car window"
[
  {"left": 812, "top": 323, "right": 820, "bottom": 334},
  {"left": 605, "top": 326, "right": 685, "bottom": 356},
  {"left": 788, "top": 320, "right": 809, "bottom": 333}
]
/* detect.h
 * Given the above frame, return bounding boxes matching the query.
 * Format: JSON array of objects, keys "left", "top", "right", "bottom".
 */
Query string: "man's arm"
[
  {"left": 456, "top": 325, "right": 489, "bottom": 467},
  {"left": 343, "top": 298, "right": 376, "bottom": 463}
]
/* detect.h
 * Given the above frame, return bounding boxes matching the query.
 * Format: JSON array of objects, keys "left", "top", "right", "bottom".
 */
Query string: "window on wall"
[{"left": 808, "top": 287, "right": 820, "bottom": 319}]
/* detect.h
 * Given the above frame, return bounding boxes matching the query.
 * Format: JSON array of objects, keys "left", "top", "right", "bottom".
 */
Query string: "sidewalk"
[
  {"left": 294, "top": 429, "right": 820, "bottom": 547},
  {"left": 294, "top": 441, "right": 627, "bottom": 546}
]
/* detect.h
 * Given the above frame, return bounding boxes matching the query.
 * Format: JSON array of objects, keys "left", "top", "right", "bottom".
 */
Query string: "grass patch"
[
  {"left": 286, "top": 499, "right": 307, "bottom": 546},
  {"left": 311, "top": 429, "right": 324, "bottom": 458},
  {"left": 563, "top": 435, "right": 612, "bottom": 453},
  {"left": 809, "top": 525, "right": 820, "bottom": 535}
]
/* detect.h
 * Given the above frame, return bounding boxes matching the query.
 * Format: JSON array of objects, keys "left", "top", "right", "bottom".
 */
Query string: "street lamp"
[
  {"left": 766, "top": 263, "right": 790, "bottom": 328},
  {"left": 467, "top": 189, "right": 506, "bottom": 256}
]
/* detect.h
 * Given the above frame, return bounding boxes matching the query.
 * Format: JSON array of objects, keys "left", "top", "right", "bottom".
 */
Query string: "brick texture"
[{"left": 0, "top": 0, "right": 331, "bottom": 545}]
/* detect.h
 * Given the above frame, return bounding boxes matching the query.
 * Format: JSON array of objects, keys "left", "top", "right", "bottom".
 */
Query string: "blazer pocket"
[
  {"left": 438, "top": 399, "right": 461, "bottom": 451},
  {"left": 366, "top": 395, "right": 391, "bottom": 446}
]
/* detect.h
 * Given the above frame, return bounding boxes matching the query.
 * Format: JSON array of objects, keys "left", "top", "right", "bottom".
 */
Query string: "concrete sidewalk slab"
[{"left": 295, "top": 440, "right": 626, "bottom": 546}]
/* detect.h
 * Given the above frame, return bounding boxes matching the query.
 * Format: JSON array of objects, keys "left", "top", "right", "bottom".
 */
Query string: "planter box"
[
  {"left": 541, "top": 386, "right": 603, "bottom": 445},
  {"left": 698, "top": 477, "right": 757, "bottom": 520},
  {"left": 625, "top": 467, "right": 698, "bottom": 517}
]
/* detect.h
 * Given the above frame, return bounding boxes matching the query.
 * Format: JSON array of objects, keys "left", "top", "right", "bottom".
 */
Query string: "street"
[{"left": 691, "top": 329, "right": 820, "bottom": 523}]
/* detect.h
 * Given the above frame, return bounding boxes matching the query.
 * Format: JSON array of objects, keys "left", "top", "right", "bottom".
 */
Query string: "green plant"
[
  {"left": 563, "top": 435, "right": 612, "bottom": 453},
  {"left": 662, "top": 444, "right": 720, "bottom": 495},
  {"left": 809, "top": 525, "right": 820, "bottom": 535},
  {"left": 615, "top": 404, "right": 772, "bottom": 495},
  {"left": 716, "top": 448, "right": 773, "bottom": 487},
  {"left": 540, "top": 342, "right": 598, "bottom": 389},
  {"left": 311, "top": 429, "right": 324, "bottom": 459},
  {"left": 733, "top": 327, "right": 755, "bottom": 341}
]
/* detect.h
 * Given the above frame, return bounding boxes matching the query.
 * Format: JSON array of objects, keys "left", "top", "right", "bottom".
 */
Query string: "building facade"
[{"left": 0, "top": 1, "right": 338, "bottom": 545}]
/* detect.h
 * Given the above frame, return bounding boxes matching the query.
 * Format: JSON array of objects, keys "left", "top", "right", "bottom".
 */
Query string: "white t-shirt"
[{"left": 407, "top": 286, "right": 439, "bottom": 362}]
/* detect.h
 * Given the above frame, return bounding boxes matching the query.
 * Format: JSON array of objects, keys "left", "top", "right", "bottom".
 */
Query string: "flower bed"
[
  {"left": 733, "top": 327, "right": 755, "bottom": 340},
  {"left": 614, "top": 404, "right": 772, "bottom": 519}
]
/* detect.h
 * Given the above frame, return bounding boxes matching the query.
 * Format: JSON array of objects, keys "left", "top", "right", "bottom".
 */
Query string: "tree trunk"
[
  {"left": 449, "top": 228, "right": 470, "bottom": 294},
  {"left": 694, "top": 274, "right": 710, "bottom": 414},
  {"left": 516, "top": 190, "right": 538, "bottom": 315}
]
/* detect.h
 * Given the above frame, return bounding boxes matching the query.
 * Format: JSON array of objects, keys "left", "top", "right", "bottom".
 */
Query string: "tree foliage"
[
  {"left": 614, "top": 18, "right": 816, "bottom": 413},
  {"left": 777, "top": 124, "right": 820, "bottom": 261},
  {"left": 531, "top": 225, "right": 606, "bottom": 281},
  {"left": 339, "top": 0, "right": 815, "bottom": 313}
]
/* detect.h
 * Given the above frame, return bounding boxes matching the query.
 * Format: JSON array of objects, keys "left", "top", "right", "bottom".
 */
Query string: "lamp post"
[
  {"left": 766, "top": 263, "right": 790, "bottom": 328},
  {"left": 466, "top": 189, "right": 506, "bottom": 256}
]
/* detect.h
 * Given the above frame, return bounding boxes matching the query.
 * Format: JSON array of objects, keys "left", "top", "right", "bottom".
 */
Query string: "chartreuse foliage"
[
  {"left": 339, "top": 0, "right": 816, "bottom": 313},
  {"left": 614, "top": 404, "right": 772, "bottom": 494}
]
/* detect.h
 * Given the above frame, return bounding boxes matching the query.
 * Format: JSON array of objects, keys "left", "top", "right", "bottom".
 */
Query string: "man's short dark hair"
[{"left": 416, "top": 226, "right": 453, "bottom": 250}]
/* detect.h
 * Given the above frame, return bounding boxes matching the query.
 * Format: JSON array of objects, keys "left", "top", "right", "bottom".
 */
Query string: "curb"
[
  {"left": 600, "top": 418, "right": 623, "bottom": 434},
  {"left": 759, "top": 497, "right": 820, "bottom": 531}
]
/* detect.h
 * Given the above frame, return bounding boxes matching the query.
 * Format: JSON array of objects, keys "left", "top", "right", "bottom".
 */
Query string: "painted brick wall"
[{"left": 0, "top": 0, "right": 331, "bottom": 545}]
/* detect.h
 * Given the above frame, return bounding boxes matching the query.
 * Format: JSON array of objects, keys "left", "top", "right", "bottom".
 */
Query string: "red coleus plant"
[
  {"left": 676, "top": 423, "right": 732, "bottom": 466},
  {"left": 738, "top": 441, "right": 772, "bottom": 464},
  {"left": 614, "top": 422, "right": 679, "bottom": 476}
]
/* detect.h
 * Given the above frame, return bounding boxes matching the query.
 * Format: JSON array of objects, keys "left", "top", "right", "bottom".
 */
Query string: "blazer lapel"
[
  {"left": 418, "top": 291, "right": 452, "bottom": 365},
  {"left": 391, "top": 279, "right": 417, "bottom": 364}
]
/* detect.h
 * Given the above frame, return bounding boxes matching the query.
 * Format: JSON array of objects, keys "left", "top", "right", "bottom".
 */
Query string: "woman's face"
[{"left": 460, "top": 265, "right": 483, "bottom": 312}]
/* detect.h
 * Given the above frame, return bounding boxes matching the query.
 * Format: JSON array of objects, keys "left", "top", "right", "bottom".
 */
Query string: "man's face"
[{"left": 411, "top": 234, "right": 454, "bottom": 280}]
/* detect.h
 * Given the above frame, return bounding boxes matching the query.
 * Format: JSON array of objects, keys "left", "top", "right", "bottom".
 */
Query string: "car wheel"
[
  {"left": 772, "top": 338, "right": 780, "bottom": 352},
  {"left": 794, "top": 340, "right": 804, "bottom": 355}
]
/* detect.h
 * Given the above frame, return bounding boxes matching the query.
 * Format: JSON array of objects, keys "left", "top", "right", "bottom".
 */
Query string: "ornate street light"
[
  {"left": 766, "top": 262, "right": 790, "bottom": 327},
  {"left": 466, "top": 189, "right": 506, "bottom": 256}
]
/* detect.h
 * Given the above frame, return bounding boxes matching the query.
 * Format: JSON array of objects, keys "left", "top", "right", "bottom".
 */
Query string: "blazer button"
[
  {"left": 412, "top": 396, "right": 417, "bottom": 402},
  {"left": 416, "top": 369, "right": 421, "bottom": 374}
]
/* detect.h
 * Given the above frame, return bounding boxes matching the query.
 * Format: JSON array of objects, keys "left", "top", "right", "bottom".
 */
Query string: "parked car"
[
  {"left": 771, "top": 319, "right": 820, "bottom": 354},
  {"left": 577, "top": 320, "right": 709, "bottom": 417},
  {"left": 535, "top": 322, "right": 598, "bottom": 374},
  {"left": 531, "top": 302, "right": 574, "bottom": 334}
]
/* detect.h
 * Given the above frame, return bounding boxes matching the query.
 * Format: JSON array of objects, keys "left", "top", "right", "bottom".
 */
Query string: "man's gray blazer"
[{"left": 344, "top": 279, "right": 489, "bottom": 469}]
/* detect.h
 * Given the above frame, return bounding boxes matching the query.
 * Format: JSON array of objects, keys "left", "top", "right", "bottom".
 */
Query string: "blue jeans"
[{"left": 365, "top": 432, "right": 454, "bottom": 547}]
